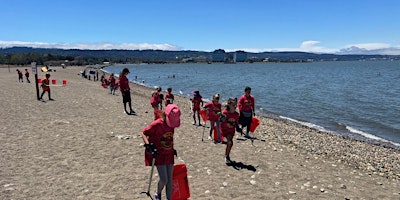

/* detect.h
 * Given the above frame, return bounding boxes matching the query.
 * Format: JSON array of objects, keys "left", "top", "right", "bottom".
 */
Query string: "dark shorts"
[
  {"left": 122, "top": 91, "right": 131, "bottom": 103},
  {"left": 239, "top": 112, "right": 252, "bottom": 127}
]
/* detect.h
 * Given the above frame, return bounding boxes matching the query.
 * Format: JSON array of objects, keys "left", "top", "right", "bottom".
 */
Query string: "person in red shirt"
[
  {"left": 204, "top": 93, "right": 222, "bottom": 142},
  {"left": 39, "top": 73, "right": 54, "bottom": 101},
  {"left": 220, "top": 97, "right": 240, "bottom": 164},
  {"left": 108, "top": 73, "right": 117, "bottom": 95},
  {"left": 191, "top": 90, "right": 203, "bottom": 126},
  {"left": 164, "top": 87, "right": 174, "bottom": 107},
  {"left": 141, "top": 104, "right": 181, "bottom": 200},
  {"left": 24, "top": 69, "right": 30, "bottom": 83},
  {"left": 150, "top": 87, "right": 163, "bottom": 119},
  {"left": 238, "top": 86, "right": 255, "bottom": 138},
  {"left": 16, "top": 69, "right": 23, "bottom": 82},
  {"left": 119, "top": 68, "right": 135, "bottom": 115}
]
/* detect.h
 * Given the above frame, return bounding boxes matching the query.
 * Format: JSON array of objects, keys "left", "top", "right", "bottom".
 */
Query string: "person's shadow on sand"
[{"left": 226, "top": 161, "right": 256, "bottom": 171}]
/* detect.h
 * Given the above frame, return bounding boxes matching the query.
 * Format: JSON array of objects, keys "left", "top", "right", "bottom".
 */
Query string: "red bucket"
[
  {"left": 199, "top": 109, "right": 208, "bottom": 121},
  {"left": 62, "top": 80, "right": 67, "bottom": 85},
  {"left": 172, "top": 164, "right": 190, "bottom": 200},
  {"left": 51, "top": 79, "right": 56, "bottom": 84},
  {"left": 250, "top": 117, "right": 261, "bottom": 133},
  {"left": 213, "top": 126, "right": 224, "bottom": 142},
  {"left": 38, "top": 79, "right": 42, "bottom": 83},
  {"left": 102, "top": 84, "right": 107, "bottom": 88}
]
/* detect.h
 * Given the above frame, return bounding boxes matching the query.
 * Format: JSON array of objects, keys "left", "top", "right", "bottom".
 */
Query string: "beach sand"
[{"left": 1, "top": 66, "right": 399, "bottom": 200}]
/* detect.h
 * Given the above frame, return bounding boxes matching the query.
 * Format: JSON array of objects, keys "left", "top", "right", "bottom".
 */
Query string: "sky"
[{"left": 1, "top": 0, "right": 400, "bottom": 55}]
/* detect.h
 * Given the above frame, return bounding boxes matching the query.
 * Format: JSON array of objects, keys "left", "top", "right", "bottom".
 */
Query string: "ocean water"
[{"left": 104, "top": 61, "right": 400, "bottom": 148}]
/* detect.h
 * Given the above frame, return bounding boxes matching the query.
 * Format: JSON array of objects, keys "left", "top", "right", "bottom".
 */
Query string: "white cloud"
[{"left": 0, "top": 40, "right": 182, "bottom": 51}]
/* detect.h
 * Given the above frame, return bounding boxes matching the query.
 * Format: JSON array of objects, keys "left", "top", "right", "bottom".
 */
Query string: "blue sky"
[{"left": 1, "top": 0, "right": 400, "bottom": 54}]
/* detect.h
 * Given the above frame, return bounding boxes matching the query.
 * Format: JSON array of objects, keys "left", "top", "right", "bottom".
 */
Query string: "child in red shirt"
[
  {"left": 119, "top": 68, "right": 135, "bottom": 115},
  {"left": 191, "top": 90, "right": 203, "bottom": 126},
  {"left": 141, "top": 104, "right": 181, "bottom": 200},
  {"left": 238, "top": 86, "right": 255, "bottom": 137},
  {"left": 204, "top": 93, "right": 222, "bottom": 142},
  {"left": 39, "top": 73, "right": 54, "bottom": 101},
  {"left": 165, "top": 87, "right": 174, "bottom": 106},
  {"left": 220, "top": 98, "right": 240, "bottom": 164}
]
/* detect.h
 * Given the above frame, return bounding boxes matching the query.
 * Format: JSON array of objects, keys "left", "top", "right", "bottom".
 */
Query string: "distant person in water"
[
  {"left": 238, "top": 86, "right": 255, "bottom": 138},
  {"left": 119, "top": 68, "right": 136, "bottom": 115}
]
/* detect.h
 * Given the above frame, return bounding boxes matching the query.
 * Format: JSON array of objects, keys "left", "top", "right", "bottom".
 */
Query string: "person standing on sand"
[
  {"left": 141, "top": 104, "right": 181, "bottom": 200},
  {"left": 191, "top": 90, "right": 203, "bottom": 126},
  {"left": 119, "top": 68, "right": 135, "bottom": 115},
  {"left": 39, "top": 73, "right": 54, "bottom": 101},
  {"left": 238, "top": 86, "right": 255, "bottom": 138},
  {"left": 165, "top": 87, "right": 174, "bottom": 107},
  {"left": 17, "top": 69, "right": 23, "bottom": 82},
  {"left": 220, "top": 97, "right": 241, "bottom": 164},
  {"left": 108, "top": 73, "right": 117, "bottom": 95},
  {"left": 204, "top": 93, "right": 222, "bottom": 142},
  {"left": 24, "top": 69, "right": 30, "bottom": 83}
]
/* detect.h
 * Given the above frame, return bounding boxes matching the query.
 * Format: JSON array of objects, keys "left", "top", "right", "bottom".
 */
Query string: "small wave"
[
  {"left": 279, "top": 116, "right": 331, "bottom": 133},
  {"left": 346, "top": 126, "right": 400, "bottom": 147}
]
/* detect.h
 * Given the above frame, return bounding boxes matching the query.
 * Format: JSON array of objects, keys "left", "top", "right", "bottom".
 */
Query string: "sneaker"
[
  {"left": 208, "top": 136, "right": 212, "bottom": 140},
  {"left": 225, "top": 156, "right": 232, "bottom": 164},
  {"left": 154, "top": 193, "right": 161, "bottom": 200},
  {"left": 130, "top": 110, "right": 136, "bottom": 115},
  {"left": 49, "top": 98, "right": 55, "bottom": 101}
]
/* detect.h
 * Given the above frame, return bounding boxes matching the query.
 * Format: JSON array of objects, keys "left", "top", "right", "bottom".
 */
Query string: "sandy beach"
[{"left": 1, "top": 65, "right": 399, "bottom": 200}]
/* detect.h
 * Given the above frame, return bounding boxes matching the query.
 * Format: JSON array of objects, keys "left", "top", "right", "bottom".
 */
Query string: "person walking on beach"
[
  {"left": 24, "top": 69, "right": 30, "bottom": 83},
  {"left": 150, "top": 87, "right": 163, "bottom": 119},
  {"left": 191, "top": 90, "right": 203, "bottom": 126},
  {"left": 141, "top": 104, "right": 181, "bottom": 200},
  {"left": 165, "top": 87, "right": 174, "bottom": 107},
  {"left": 108, "top": 73, "right": 117, "bottom": 95},
  {"left": 17, "top": 69, "right": 23, "bottom": 82},
  {"left": 220, "top": 98, "right": 240, "bottom": 164},
  {"left": 39, "top": 73, "right": 54, "bottom": 101},
  {"left": 204, "top": 93, "right": 222, "bottom": 142},
  {"left": 238, "top": 86, "right": 255, "bottom": 138},
  {"left": 119, "top": 68, "right": 135, "bottom": 115}
]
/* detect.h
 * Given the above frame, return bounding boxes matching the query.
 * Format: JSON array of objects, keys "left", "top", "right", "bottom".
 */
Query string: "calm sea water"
[{"left": 104, "top": 61, "right": 400, "bottom": 148}]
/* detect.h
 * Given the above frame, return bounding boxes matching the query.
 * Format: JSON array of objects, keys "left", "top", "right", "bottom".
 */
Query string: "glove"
[
  {"left": 144, "top": 143, "right": 156, "bottom": 154},
  {"left": 218, "top": 112, "right": 226, "bottom": 122}
]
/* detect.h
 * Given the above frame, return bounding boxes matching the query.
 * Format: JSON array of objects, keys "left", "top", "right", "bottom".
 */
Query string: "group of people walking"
[{"left": 115, "top": 67, "right": 255, "bottom": 200}]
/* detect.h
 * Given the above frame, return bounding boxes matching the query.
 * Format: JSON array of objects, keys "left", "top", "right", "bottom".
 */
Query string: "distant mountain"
[{"left": 1, "top": 47, "right": 399, "bottom": 66}]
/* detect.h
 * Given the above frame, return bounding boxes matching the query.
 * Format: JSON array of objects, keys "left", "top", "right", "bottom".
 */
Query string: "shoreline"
[{"left": 1, "top": 66, "right": 399, "bottom": 199}]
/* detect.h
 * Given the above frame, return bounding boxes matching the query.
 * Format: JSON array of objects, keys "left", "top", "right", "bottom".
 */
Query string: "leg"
[
  {"left": 197, "top": 111, "right": 201, "bottom": 126},
  {"left": 192, "top": 110, "right": 196, "bottom": 125},
  {"left": 216, "top": 121, "right": 221, "bottom": 142},
  {"left": 225, "top": 134, "right": 234, "bottom": 160},
  {"left": 40, "top": 91, "right": 45, "bottom": 99},
  {"left": 209, "top": 121, "right": 215, "bottom": 137},
  {"left": 165, "top": 165, "right": 174, "bottom": 200},
  {"left": 156, "top": 165, "right": 174, "bottom": 199}
]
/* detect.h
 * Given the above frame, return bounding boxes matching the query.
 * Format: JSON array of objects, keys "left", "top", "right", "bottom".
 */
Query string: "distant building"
[
  {"left": 234, "top": 51, "right": 247, "bottom": 62},
  {"left": 212, "top": 49, "right": 226, "bottom": 62}
]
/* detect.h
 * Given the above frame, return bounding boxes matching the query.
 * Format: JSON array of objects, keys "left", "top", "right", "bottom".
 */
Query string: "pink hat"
[{"left": 165, "top": 104, "right": 181, "bottom": 128}]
